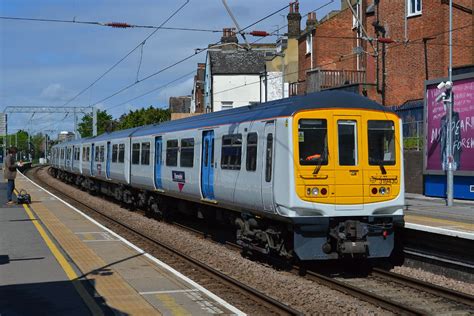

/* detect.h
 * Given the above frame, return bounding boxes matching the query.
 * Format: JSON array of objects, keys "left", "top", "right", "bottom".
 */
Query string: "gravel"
[
  {"left": 392, "top": 265, "right": 474, "bottom": 295},
  {"left": 37, "top": 168, "right": 393, "bottom": 315}
]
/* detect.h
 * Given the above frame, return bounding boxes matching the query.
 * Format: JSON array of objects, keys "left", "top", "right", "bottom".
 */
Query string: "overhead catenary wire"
[
  {"left": 88, "top": 2, "right": 297, "bottom": 108},
  {"left": 60, "top": 0, "right": 190, "bottom": 107}
]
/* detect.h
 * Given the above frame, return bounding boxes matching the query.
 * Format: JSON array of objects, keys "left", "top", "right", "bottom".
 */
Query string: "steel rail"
[
  {"left": 27, "top": 166, "right": 302, "bottom": 316},
  {"left": 372, "top": 268, "right": 474, "bottom": 308}
]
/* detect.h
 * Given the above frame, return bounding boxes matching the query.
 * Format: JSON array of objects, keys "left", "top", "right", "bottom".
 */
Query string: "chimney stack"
[
  {"left": 220, "top": 27, "right": 238, "bottom": 49},
  {"left": 306, "top": 11, "right": 317, "bottom": 32},
  {"left": 287, "top": 1, "right": 301, "bottom": 38}
]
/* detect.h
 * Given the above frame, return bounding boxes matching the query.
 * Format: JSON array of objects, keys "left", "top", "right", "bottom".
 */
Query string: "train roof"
[
  {"left": 132, "top": 90, "right": 392, "bottom": 137},
  {"left": 84, "top": 126, "right": 141, "bottom": 142},
  {"left": 54, "top": 91, "right": 392, "bottom": 147}
]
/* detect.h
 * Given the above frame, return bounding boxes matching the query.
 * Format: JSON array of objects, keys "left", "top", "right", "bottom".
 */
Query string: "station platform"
[
  {"left": 405, "top": 193, "right": 474, "bottom": 240},
  {"left": 0, "top": 172, "right": 243, "bottom": 315}
]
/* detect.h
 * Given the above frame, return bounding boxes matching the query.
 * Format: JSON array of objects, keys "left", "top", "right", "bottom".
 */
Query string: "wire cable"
[{"left": 60, "top": 0, "right": 190, "bottom": 107}]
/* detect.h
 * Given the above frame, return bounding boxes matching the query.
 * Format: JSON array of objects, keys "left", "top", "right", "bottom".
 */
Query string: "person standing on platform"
[{"left": 4, "top": 147, "right": 17, "bottom": 205}]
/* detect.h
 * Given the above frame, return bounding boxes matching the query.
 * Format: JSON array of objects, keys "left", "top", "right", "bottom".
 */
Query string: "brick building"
[{"left": 295, "top": 0, "right": 473, "bottom": 107}]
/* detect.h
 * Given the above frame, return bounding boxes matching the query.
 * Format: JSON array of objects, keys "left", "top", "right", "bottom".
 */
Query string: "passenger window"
[
  {"left": 368, "top": 120, "right": 396, "bottom": 166},
  {"left": 246, "top": 133, "right": 258, "bottom": 171},
  {"left": 180, "top": 138, "right": 194, "bottom": 167},
  {"left": 100, "top": 146, "right": 105, "bottom": 162},
  {"left": 221, "top": 134, "right": 242, "bottom": 170},
  {"left": 95, "top": 146, "right": 100, "bottom": 162},
  {"left": 118, "top": 144, "right": 125, "bottom": 163},
  {"left": 141, "top": 142, "right": 150, "bottom": 165},
  {"left": 265, "top": 134, "right": 273, "bottom": 182},
  {"left": 338, "top": 120, "right": 357, "bottom": 166},
  {"left": 132, "top": 143, "right": 140, "bottom": 165},
  {"left": 112, "top": 144, "right": 118, "bottom": 163},
  {"left": 298, "top": 119, "right": 328, "bottom": 165},
  {"left": 166, "top": 139, "right": 178, "bottom": 166}
]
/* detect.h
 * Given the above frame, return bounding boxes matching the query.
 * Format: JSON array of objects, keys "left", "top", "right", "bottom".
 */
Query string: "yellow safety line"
[
  {"left": 406, "top": 214, "right": 474, "bottom": 230},
  {"left": 20, "top": 198, "right": 104, "bottom": 316}
]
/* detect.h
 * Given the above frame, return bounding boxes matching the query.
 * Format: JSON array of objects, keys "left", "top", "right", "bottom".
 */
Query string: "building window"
[
  {"left": 221, "top": 101, "right": 233, "bottom": 111},
  {"left": 407, "top": 0, "right": 421, "bottom": 16},
  {"left": 118, "top": 144, "right": 125, "bottom": 163},
  {"left": 180, "top": 138, "right": 194, "bottom": 167},
  {"left": 112, "top": 144, "right": 118, "bottom": 163},
  {"left": 132, "top": 143, "right": 140, "bottom": 165},
  {"left": 141, "top": 142, "right": 150, "bottom": 165},
  {"left": 265, "top": 134, "right": 273, "bottom": 182},
  {"left": 306, "top": 33, "right": 312, "bottom": 55},
  {"left": 221, "top": 134, "right": 242, "bottom": 170},
  {"left": 166, "top": 139, "right": 178, "bottom": 166},
  {"left": 246, "top": 133, "right": 258, "bottom": 171}
]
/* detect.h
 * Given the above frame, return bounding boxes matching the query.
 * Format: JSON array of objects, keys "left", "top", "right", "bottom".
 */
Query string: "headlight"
[
  {"left": 379, "top": 187, "right": 386, "bottom": 195},
  {"left": 312, "top": 187, "right": 319, "bottom": 196}
]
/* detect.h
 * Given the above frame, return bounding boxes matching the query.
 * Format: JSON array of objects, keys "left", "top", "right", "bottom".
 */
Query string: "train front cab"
[{"left": 292, "top": 108, "right": 404, "bottom": 263}]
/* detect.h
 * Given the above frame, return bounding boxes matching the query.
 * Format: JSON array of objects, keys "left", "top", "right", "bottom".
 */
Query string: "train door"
[
  {"left": 106, "top": 142, "right": 111, "bottom": 179},
  {"left": 334, "top": 116, "right": 364, "bottom": 208},
  {"left": 201, "top": 130, "right": 215, "bottom": 200},
  {"left": 91, "top": 143, "right": 95, "bottom": 176},
  {"left": 261, "top": 122, "right": 275, "bottom": 212},
  {"left": 154, "top": 136, "right": 163, "bottom": 190}
]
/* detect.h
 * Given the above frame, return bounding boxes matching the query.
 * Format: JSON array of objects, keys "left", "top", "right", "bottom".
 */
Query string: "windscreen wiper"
[{"left": 372, "top": 158, "right": 387, "bottom": 175}]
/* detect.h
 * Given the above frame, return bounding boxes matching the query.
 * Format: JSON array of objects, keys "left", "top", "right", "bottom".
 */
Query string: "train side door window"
[
  {"left": 141, "top": 142, "right": 150, "bottom": 165},
  {"left": 221, "top": 134, "right": 242, "bottom": 170},
  {"left": 112, "top": 144, "right": 118, "bottom": 163},
  {"left": 86, "top": 147, "right": 90, "bottom": 162},
  {"left": 298, "top": 119, "right": 328, "bottom": 165},
  {"left": 132, "top": 143, "right": 140, "bottom": 165},
  {"left": 180, "top": 138, "right": 194, "bottom": 167},
  {"left": 265, "top": 133, "right": 273, "bottom": 182},
  {"left": 338, "top": 120, "right": 358, "bottom": 166},
  {"left": 166, "top": 139, "right": 178, "bottom": 166},
  {"left": 246, "top": 133, "right": 258, "bottom": 171},
  {"left": 118, "top": 144, "right": 125, "bottom": 163},
  {"left": 95, "top": 146, "right": 100, "bottom": 162},
  {"left": 100, "top": 145, "right": 105, "bottom": 162},
  {"left": 368, "top": 120, "right": 396, "bottom": 166}
]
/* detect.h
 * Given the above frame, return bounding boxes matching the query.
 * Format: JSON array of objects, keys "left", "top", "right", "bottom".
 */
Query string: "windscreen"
[
  {"left": 298, "top": 119, "right": 328, "bottom": 165},
  {"left": 368, "top": 120, "right": 396, "bottom": 165}
]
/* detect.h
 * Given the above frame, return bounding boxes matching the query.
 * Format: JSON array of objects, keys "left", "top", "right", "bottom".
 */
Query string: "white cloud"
[{"left": 40, "top": 83, "right": 74, "bottom": 101}]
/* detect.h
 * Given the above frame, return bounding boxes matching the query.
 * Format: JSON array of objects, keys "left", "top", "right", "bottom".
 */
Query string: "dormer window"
[{"left": 407, "top": 0, "right": 422, "bottom": 17}]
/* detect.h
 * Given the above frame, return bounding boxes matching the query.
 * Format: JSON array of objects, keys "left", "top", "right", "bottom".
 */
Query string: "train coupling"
[{"left": 327, "top": 220, "right": 369, "bottom": 257}]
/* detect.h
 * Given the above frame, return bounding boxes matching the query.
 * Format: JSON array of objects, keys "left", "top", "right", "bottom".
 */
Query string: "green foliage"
[
  {"left": 404, "top": 137, "right": 423, "bottom": 151},
  {"left": 77, "top": 107, "right": 169, "bottom": 137},
  {"left": 116, "top": 106, "right": 170, "bottom": 130},
  {"left": 78, "top": 110, "right": 114, "bottom": 138}
]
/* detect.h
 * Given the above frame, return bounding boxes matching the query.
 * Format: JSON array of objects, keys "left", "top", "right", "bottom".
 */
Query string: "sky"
[{"left": 0, "top": 0, "right": 340, "bottom": 137}]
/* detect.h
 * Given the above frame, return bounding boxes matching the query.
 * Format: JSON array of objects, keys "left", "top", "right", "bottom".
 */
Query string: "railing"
[
  {"left": 403, "top": 121, "right": 423, "bottom": 151},
  {"left": 306, "top": 69, "right": 366, "bottom": 92}
]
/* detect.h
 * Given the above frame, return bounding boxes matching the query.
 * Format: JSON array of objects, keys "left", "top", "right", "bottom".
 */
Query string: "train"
[{"left": 50, "top": 90, "right": 405, "bottom": 264}]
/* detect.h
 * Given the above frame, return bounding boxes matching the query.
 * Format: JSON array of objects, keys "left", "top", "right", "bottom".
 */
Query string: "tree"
[
  {"left": 116, "top": 106, "right": 170, "bottom": 130},
  {"left": 78, "top": 110, "right": 115, "bottom": 138}
]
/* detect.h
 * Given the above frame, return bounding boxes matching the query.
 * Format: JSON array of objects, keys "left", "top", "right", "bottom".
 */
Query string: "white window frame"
[
  {"left": 306, "top": 33, "right": 312, "bottom": 55},
  {"left": 407, "top": 0, "right": 422, "bottom": 17}
]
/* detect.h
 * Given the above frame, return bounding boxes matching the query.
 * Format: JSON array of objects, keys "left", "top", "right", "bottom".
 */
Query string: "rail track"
[
  {"left": 29, "top": 166, "right": 474, "bottom": 315},
  {"left": 26, "top": 166, "right": 302, "bottom": 316}
]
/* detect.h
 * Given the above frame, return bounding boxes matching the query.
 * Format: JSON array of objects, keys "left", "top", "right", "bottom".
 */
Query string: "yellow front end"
[{"left": 293, "top": 109, "right": 401, "bottom": 206}]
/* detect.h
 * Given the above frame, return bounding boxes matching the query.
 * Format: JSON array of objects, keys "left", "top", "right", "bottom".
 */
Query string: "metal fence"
[{"left": 403, "top": 121, "right": 423, "bottom": 151}]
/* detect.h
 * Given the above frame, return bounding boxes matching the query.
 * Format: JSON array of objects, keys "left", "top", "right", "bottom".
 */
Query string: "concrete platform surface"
[
  {"left": 1, "top": 171, "right": 244, "bottom": 316},
  {"left": 405, "top": 193, "right": 474, "bottom": 239}
]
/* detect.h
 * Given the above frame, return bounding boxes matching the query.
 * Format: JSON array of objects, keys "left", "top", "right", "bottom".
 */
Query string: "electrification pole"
[
  {"left": 446, "top": 0, "right": 454, "bottom": 206},
  {"left": 92, "top": 106, "right": 98, "bottom": 136}
]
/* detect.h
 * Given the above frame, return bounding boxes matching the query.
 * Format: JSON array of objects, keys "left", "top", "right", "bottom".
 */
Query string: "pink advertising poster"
[{"left": 426, "top": 77, "right": 474, "bottom": 171}]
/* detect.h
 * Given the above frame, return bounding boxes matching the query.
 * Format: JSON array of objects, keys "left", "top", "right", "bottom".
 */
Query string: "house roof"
[{"left": 208, "top": 50, "right": 266, "bottom": 75}]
